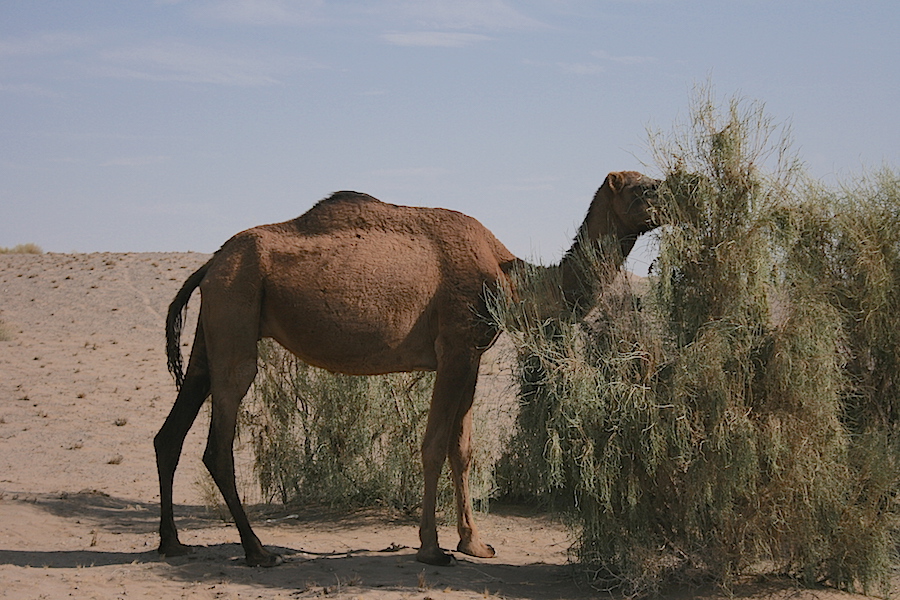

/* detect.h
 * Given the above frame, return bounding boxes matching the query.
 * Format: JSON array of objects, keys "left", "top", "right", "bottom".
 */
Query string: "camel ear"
[{"left": 605, "top": 171, "right": 626, "bottom": 193}]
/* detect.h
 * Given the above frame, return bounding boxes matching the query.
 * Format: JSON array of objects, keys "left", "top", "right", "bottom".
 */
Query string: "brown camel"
[{"left": 155, "top": 170, "right": 661, "bottom": 567}]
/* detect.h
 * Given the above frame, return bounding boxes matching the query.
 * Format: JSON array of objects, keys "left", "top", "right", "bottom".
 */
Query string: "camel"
[{"left": 155, "top": 170, "right": 661, "bottom": 567}]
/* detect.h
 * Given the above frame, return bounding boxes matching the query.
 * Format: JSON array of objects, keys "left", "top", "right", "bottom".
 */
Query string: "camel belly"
[
  {"left": 261, "top": 298, "right": 439, "bottom": 375},
  {"left": 258, "top": 233, "right": 441, "bottom": 374}
]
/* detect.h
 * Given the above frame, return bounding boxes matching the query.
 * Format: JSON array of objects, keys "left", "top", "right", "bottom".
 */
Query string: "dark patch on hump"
[
  {"left": 314, "top": 191, "right": 382, "bottom": 209},
  {"left": 289, "top": 190, "right": 389, "bottom": 234}
]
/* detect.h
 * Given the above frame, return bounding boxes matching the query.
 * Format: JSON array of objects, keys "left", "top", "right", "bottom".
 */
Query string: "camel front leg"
[
  {"left": 418, "top": 418, "right": 452, "bottom": 566},
  {"left": 449, "top": 406, "right": 495, "bottom": 559},
  {"left": 417, "top": 384, "right": 456, "bottom": 566},
  {"left": 417, "top": 349, "right": 486, "bottom": 565}
]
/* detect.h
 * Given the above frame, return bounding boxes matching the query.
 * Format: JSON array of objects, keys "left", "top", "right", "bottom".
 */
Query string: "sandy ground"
[{"left": 0, "top": 252, "right": 889, "bottom": 599}]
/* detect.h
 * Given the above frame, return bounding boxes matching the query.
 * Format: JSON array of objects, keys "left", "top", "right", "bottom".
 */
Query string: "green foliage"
[
  {"left": 489, "top": 88, "right": 900, "bottom": 596},
  {"left": 243, "top": 340, "right": 495, "bottom": 514}
]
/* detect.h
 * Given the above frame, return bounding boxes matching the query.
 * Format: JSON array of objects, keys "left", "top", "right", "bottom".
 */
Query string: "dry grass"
[
  {"left": 242, "top": 340, "right": 495, "bottom": 515},
  {"left": 0, "top": 243, "right": 43, "bottom": 254}
]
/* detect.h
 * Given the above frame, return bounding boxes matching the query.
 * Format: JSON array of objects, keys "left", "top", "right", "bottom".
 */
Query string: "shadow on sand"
[
  {"left": 0, "top": 491, "right": 601, "bottom": 599},
  {"left": 4, "top": 491, "right": 836, "bottom": 599}
]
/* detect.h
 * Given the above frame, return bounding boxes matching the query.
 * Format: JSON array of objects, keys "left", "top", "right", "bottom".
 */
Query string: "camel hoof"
[
  {"left": 416, "top": 547, "right": 457, "bottom": 566},
  {"left": 457, "top": 540, "right": 495, "bottom": 559},
  {"left": 247, "top": 550, "right": 283, "bottom": 568},
  {"left": 158, "top": 541, "right": 195, "bottom": 558}
]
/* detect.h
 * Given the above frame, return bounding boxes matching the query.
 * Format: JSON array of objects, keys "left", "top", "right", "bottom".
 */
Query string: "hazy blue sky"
[{"left": 2, "top": 1, "right": 898, "bottom": 275}]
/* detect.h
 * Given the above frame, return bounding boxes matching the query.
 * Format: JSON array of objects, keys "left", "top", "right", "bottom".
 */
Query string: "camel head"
[
  {"left": 595, "top": 171, "right": 660, "bottom": 235},
  {"left": 550, "top": 170, "right": 661, "bottom": 316},
  {"left": 580, "top": 170, "right": 661, "bottom": 259}
]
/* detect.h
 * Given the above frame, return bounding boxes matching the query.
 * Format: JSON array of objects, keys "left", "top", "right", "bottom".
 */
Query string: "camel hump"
[
  {"left": 273, "top": 191, "right": 516, "bottom": 269},
  {"left": 291, "top": 191, "right": 387, "bottom": 232},
  {"left": 315, "top": 191, "right": 382, "bottom": 208}
]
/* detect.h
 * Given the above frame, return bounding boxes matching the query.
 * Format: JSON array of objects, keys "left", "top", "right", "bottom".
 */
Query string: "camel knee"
[
  {"left": 202, "top": 445, "right": 226, "bottom": 476},
  {"left": 201, "top": 431, "right": 227, "bottom": 473},
  {"left": 421, "top": 442, "right": 448, "bottom": 477},
  {"left": 421, "top": 424, "right": 450, "bottom": 463},
  {"left": 448, "top": 443, "right": 473, "bottom": 469},
  {"left": 154, "top": 432, "right": 174, "bottom": 469},
  {"left": 154, "top": 427, "right": 186, "bottom": 473},
  {"left": 448, "top": 429, "right": 474, "bottom": 477},
  {"left": 201, "top": 447, "right": 215, "bottom": 472}
]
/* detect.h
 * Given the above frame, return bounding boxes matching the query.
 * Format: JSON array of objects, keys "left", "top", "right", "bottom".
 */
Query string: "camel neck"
[{"left": 556, "top": 202, "right": 632, "bottom": 317}]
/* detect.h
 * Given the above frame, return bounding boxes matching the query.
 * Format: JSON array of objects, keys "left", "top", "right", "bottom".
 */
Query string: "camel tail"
[{"left": 166, "top": 261, "right": 211, "bottom": 390}]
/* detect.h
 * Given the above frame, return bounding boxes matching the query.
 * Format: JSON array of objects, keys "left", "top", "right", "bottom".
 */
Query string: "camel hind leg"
[
  {"left": 202, "top": 330, "right": 281, "bottom": 567},
  {"left": 155, "top": 322, "right": 211, "bottom": 557}
]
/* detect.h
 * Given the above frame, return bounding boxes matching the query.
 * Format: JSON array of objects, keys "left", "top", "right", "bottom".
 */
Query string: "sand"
[{"left": 0, "top": 252, "right": 884, "bottom": 599}]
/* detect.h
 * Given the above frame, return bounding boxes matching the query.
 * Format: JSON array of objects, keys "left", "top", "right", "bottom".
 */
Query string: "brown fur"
[{"left": 155, "top": 171, "right": 660, "bottom": 567}]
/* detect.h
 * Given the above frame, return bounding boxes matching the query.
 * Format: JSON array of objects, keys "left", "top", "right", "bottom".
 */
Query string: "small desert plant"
[
  {"left": 489, "top": 88, "right": 899, "bottom": 596},
  {"left": 242, "top": 340, "right": 495, "bottom": 514},
  {"left": 0, "top": 243, "right": 43, "bottom": 254},
  {"left": 0, "top": 320, "right": 12, "bottom": 342}
]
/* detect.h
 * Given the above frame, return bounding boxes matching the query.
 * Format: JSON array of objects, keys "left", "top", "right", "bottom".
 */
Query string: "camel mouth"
[{"left": 628, "top": 178, "right": 663, "bottom": 227}]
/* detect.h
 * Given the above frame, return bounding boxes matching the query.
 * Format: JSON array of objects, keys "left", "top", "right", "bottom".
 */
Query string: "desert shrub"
[
  {"left": 489, "top": 239, "right": 665, "bottom": 509},
  {"left": 489, "top": 90, "right": 899, "bottom": 596},
  {"left": 775, "top": 171, "right": 900, "bottom": 433},
  {"left": 769, "top": 171, "right": 900, "bottom": 591},
  {"left": 0, "top": 243, "right": 42, "bottom": 254},
  {"left": 242, "top": 340, "right": 495, "bottom": 514}
]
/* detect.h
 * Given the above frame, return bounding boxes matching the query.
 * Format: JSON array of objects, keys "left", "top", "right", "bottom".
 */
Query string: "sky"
[{"left": 2, "top": 1, "right": 898, "bottom": 276}]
